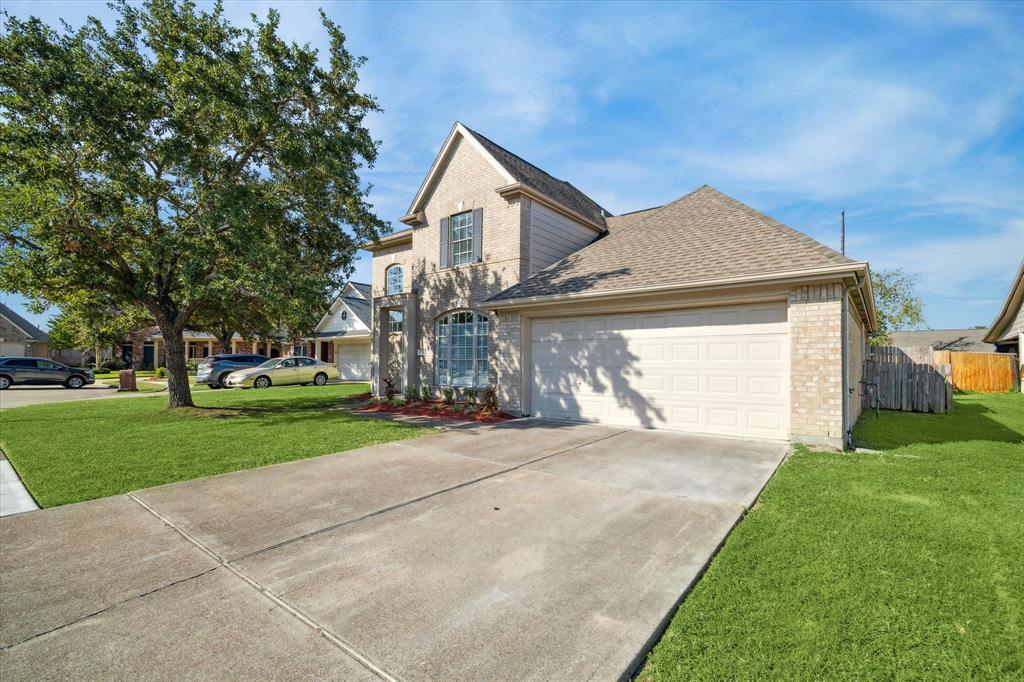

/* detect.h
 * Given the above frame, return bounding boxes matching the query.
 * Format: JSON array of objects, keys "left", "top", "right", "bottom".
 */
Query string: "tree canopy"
[
  {"left": 871, "top": 268, "right": 926, "bottom": 346},
  {"left": 0, "top": 0, "right": 385, "bottom": 406}
]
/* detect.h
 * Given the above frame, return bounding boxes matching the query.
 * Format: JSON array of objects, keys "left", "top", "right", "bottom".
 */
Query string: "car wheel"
[
  {"left": 254, "top": 376, "right": 271, "bottom": 389},
  {"left": 217, "top": 374, "right": 231, "bottom": 389},
  {"left": 0, "top": 375, "right": 11, "bottom": 390},
  {"left": 313, "top": 372, "right": 328, "bottom": 386},
  {"left": 208, "top": 384, "right": 222, "bottom": 390},
  {"left": 66, "top": 375, "right": 85, "bottom": 389}
]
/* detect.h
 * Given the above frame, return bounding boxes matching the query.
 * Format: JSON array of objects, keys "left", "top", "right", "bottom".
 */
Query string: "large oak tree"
[{"left": 0, "top": 0, "right": 386, "bottom": 406}]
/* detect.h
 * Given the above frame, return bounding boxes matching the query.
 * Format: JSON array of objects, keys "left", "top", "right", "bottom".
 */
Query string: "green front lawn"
[
  {"left": 1, "top": 383, "right": 426, "bottom": 507},
  {"left": 640, "top": 392, "right": 1024, "bottom": 680}
]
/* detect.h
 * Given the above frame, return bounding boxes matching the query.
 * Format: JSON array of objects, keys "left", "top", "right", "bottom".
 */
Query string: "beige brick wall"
[
  {"left": 371, "top": 134, "right": 526, "bottom": 391},
  {"left": 493, "top": 311, "right": 524, "bottom": 413},
  {"left": 789, "top": 282, "right": 845, "bottom": 448}
]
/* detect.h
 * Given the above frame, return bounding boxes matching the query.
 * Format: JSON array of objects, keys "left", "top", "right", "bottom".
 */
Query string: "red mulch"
[{"left": 355, "top": 400, "right": 516, "bottom": 423}]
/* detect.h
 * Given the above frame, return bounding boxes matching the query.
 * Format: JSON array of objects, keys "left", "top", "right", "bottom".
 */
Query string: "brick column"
[
  {"left": 789, "top": 283, "right": 845, "bottom": 448},
  {"left": 492, "top": 310, "right": 524, "bottom": 415}
]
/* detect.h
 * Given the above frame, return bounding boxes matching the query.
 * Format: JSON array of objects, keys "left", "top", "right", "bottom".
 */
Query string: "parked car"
[
  {"left": 224, "top": 356, "right": 338, "bottom": 389},
  {"left": 195, "top": 353, "right": 269, "bottom": 389},
  {"left": 0, "top": 356, "right": 95, "bottom": 390}
]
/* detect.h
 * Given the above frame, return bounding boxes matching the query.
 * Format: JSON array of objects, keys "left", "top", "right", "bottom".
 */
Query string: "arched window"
[
  {"left": 435, "top": 311, "right": 488, "bottom": 387},
  {"left": 386, "top": 265, "right": 404, "bottom": 296}
]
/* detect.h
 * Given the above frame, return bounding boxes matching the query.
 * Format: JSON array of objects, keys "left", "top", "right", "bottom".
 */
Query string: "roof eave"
[
  {"left": 362, "top": 230, "right": 413, "bottom": 251},
  {"left": 496, "top": 182, "right": 606, "bottom": 233},
  {"left": 488, "top": 262, "right": 876, "bottom": 328},
  {"left": 983, "top": 258, "right": 1024, "bottom": 343}
]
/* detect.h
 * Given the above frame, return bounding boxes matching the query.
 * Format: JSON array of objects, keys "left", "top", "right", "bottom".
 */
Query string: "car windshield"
[{"left": 255, "top": 359, "right": 281, "bottom": 369}]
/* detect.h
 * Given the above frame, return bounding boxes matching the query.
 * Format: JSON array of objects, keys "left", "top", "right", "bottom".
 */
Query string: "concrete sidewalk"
[
  {"left": 0, "top": 421, "right": 787, "bottom": 680},
  {"left": 0, "top": 457, "right": 38, "bottom": 517}
]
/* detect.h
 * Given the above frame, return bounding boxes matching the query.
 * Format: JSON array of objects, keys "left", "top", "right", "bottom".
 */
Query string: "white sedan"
[{"left": 225, "top": 356, "right": 338, "bottom": 389}]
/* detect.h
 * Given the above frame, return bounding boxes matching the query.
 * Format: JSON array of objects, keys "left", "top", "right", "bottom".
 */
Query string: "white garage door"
[
  {"left": 337, "top": 341, "right": 371, "bottom": 381},
  {"left": 1, "top": 341, "right": 28, "bottom": 357},
  {"left": 530, "top": 302, "right": 790, "bottom": 440}
]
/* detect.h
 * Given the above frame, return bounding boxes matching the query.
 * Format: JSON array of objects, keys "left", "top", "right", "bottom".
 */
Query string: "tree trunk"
[
  {"left": 161, "top": 328, "right": 194, "bottom": 408},
  {"left": 217, "top": 330, "right": 234, "bottom": 356}
]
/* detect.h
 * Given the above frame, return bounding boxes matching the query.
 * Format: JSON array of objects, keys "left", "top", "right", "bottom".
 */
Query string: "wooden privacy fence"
[
  {"left": 933, "top": 350, "right": 1020, "bottom": 393},
  {"left": 864, "top": 346, "right": 953, "bottom": 414}
]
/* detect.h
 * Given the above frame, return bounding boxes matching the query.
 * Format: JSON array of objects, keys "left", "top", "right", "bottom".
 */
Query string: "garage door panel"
[{"left": 530, "top": 303, "right": 789, "bottom": 440}]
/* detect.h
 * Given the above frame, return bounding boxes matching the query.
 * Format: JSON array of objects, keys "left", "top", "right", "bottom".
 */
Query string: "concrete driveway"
[{"left": 0, "top": 420, "right": 787, "bottom": 681}]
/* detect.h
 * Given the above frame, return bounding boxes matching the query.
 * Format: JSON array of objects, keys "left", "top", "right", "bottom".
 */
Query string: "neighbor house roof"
[
  {"left": 462, "top": 126, "right": 610, "bottom": 228},
  {"left": 488, "top": 185, "right": 861, "bottom": 304},
  {"left": 0, "top": 302, "right": 48, "bottom": 341},
  {"left": 984, "top": 258, "right": 1024, "bottom": 344},
  {"left": 310, "top": 281, "right": 372, "bottom": 336},
  {"left": 890, "top": 329, "right": 993, "bottom": 353}
]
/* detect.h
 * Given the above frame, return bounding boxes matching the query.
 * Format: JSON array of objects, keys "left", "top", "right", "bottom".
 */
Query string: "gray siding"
[{"left": 529, "top": 202, "right": 598, "bottom": 275}]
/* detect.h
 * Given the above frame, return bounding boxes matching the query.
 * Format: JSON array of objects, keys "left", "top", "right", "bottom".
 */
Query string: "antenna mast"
[{"left": 840, "top": 209, "right": 846, "bottom": 255}]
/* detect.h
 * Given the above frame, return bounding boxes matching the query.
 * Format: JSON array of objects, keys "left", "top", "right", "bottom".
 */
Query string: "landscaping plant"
[
  {"left": 442, "top": 387, "right": 455, "bottom": 404},
  {"left": 383, "top": 377, "right": 397, "bottom": 400},
  {"left": 404, "top": 384, "right": 419, "bottom": 403},
  {"left": 480, "top": 385, "right": 499, "bottom": 416},
  {"left": 420, "top": 384, "right": 432, "bottom": 401},
  {"left": 463, "top": 388, "right": 478, "bottom": 405}
]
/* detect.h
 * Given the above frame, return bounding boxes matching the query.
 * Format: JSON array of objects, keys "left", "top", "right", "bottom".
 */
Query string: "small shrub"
[
  {"left": 404, "top": 385, "right": 419, "bottom": 403},
  {"left": 383, "top": 376, "right": 397, "bottom": 400},
  {"left": 463, "top": 388, "right": 478, "bottom": 405},
  {"left": 431, "top": 402, "right": 443, "bottom": 412},
  {"left": 390, "top": 398, "right": 404, "bottom": 408},
  {"left": 155, "top": 366, "right": 168, "bottom": 379},
  {"left": 186, "top": 359, "right": 200, "bottom": 374},
  {"left": 480, "top": 385, "right": 499, "bottom": 415},
  {"left": 442, "top": 387, "right": 455, "bottom": 404},
  {"left": 450, "top": 404, "right": 465, "bottom": 415},
  {"left": 420, "top": 384, "right": 432, "bottom": 401}
]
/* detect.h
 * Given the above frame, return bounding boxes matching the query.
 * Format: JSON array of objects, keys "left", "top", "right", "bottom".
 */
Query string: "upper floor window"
[
  {"left": 449, "top": 212, "right": 474, "bottom": 267},
  {"left": 386, "top": 265, "right": 404, "bottom": 295}
]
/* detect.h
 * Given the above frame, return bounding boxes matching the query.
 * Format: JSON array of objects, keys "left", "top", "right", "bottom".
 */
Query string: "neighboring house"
[
  {"left": 984, "top": 258, "right": 1024, "bottom": 387},
  {"left": 302, "top": 282, "right": 372, "bottom": 381},
  {"left": 364, "top": 122, "right": 877, "bottom": 448},
  {"left": 119, "top": 327, "right": 298, "bottom": 369},
  {"left": 0, "top": 303, "right": 48, "bottom": 358},
  {"left": 890, "top": 329, "right": 993, "bottom": 354}
]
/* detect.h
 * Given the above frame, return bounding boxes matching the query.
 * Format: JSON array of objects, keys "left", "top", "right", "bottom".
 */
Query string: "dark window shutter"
[
  {"left": 472, "top": 207, "right": 483, "bottom": 262},
  {"left": 439, "top": 216, "right": 449, "bottom": 269}
]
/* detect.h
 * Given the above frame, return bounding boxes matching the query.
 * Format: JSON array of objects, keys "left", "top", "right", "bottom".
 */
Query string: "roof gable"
[
  {"left": 488, "top": 185, "right": 859, "bottom": 303},
  {"left": 313, "top": 283, "right": 372, "bottom": 333},
  {"left": 0, "top": 302, "right": 48, "bottom": 341},
  {"left": 402, "top": 122, "right": 608, "bottom": 230}
]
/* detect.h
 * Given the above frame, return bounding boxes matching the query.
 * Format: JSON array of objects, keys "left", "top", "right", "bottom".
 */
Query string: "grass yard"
[
  {"left": 0, "top": 383, "right": 427, "bottom": 507},
  {"left": 640, "top": 392, "right": 1024, "bottom": 681}
]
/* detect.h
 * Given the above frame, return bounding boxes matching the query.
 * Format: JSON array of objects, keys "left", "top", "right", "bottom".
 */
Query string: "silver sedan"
[{"left": 225, "top": 356, "right": 338, "bottom": 389}]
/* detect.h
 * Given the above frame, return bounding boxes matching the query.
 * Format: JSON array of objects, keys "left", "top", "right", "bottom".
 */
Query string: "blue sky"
[{"left": 3, "top": 0, "right": 1022, "bottom": 331}]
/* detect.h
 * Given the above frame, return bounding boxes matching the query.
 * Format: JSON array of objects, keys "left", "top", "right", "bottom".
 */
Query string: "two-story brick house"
[{"left": 365, "top": 123, "right": 877, "bottom": 448}]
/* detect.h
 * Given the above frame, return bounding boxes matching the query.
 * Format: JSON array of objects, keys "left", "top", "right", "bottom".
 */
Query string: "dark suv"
[
  {"left": 0, "top": 357, "right": 95, "bottom": 390},
  {"left": 195, "top": 353, "right": 269, "bottom": 389}
]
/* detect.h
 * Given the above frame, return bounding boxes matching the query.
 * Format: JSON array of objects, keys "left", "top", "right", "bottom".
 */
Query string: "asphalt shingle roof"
[
  {"left": 463, "top": 126, "right": 609, "bottom": 228},
  {"left": 488, "top": 185, "right": 856, "bottom": 303},
  {"left": 890, "top": 329, "right": 993, "bottom": 353}
]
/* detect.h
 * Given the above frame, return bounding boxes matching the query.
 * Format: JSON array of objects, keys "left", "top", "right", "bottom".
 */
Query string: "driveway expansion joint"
[{"left": 126, "top": 492, "right": 402, "bottom": 682}]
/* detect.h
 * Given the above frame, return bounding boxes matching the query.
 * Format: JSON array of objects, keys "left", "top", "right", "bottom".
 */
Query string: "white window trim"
[
  {"left": 435, "top": 310, "right": 489, "bottom": 387},
  {"left": 386, "top": 265, "right": 404, "bottom": 296},
  {"left": 449, "top": 211, "right": 474, "bottom": 267}
]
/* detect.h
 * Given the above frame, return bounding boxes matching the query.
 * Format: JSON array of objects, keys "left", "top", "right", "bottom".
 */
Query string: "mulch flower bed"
[{"left": 355, "top": 399, "right": 516, "bottom": 423}]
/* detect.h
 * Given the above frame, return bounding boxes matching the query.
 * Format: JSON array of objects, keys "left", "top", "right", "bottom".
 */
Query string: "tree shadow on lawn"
[{"left": 854, "top": 394, "right": 1023, "bottom": 450}]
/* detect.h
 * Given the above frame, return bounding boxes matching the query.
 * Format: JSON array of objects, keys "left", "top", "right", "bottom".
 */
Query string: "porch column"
[
  {"left": 185, "top": 340, "right": 190, "bottom": 360},
  {"left": 231, "top": 339, "right": 236, "bottom": 354},
  {"left": 372, "top": 312, "right": 388, "bottom": 397},
  {"left": 401, "top": 293, "right": 419, "bottom": 392},
  {"left": 312, "top": 341, "right": 318, "bottom": 359},
  {"left": 252, "top": 340, "right": 258, "bottom": 353},
  {"left": 207, "top": 340, "right": 213, "bottom": 357}
]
